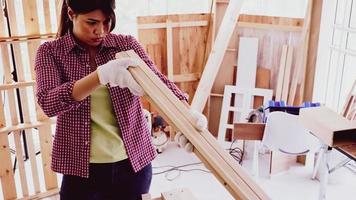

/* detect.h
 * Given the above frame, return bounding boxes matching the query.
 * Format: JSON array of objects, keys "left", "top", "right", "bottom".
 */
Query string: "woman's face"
[{"left": 69, "top": 9, "right": 112, "bottom": 49}]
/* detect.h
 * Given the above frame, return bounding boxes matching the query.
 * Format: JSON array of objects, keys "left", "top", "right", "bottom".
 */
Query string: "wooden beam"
[
  {"left": 173, "top": 73, "right": 200, "bottom": 83},
  {"left": 303, "top": 0, "right": 324, "bottom": 102},
  {"left": 281, "top": 46, "right": 293, "bottom": 102},
  {"left": 0, "top": 81, "right": 35, "bottom": 90},
  {"left": 18, "top": 188, "right": 60, "bottom": 200},
  {"left": 137, "top": 20, "right": 208, "bottom": 29},
  {"left": 234, "top": 123, "right": 265, "bottom": 140},
  {"left": 0, "top": 33, "right": 55, "bottom": 44},
  {"left": 192, "top": 0, "right": 244, "bottom": 111},
  {"left": 288, "top": 0, "right": 313, "bottom": 105},
  {"left": 0, "top": 94, "right": 17, "bottom": 199},
  {"left": 117, "top": 50, "right": 270, "bottom": 200},
  {"left": 166, "top": 19, "right": 174, "bottom": 81},
  {"left": 0, "top": 119, "right": 56, "bottom": 135},
  {"left": 275, "top": 45, "right": 288, "bottom": 101},
  {"left": 237, "top": 22, "right": 303, "bottom": 32}
]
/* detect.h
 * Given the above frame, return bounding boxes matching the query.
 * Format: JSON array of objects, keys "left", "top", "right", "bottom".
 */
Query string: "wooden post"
[
  {"left": 192, "top": 0, "right": 244, "bottom": 111},
  {"left": 166, "top": 19, "right": 174, "bottom": 81},
  {"left": 303, "top": 0, "right": 324, "bottom": 102},
  {"left": 288, "top": 0, "right": 313, "bottom": 105}
]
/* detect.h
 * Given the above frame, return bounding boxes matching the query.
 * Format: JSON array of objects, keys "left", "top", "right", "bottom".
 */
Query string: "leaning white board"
[{"left": 234, "top": 37, "right": 259, "bottom": 123}]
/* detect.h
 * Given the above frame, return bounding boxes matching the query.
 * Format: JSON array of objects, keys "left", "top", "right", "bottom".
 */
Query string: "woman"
[{"left": 35, "top": 0, "right": 206, "bottom": 199}]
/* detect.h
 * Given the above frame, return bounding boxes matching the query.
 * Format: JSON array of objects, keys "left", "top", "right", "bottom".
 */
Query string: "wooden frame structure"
[
  {"left": 0, "top": 0, "right": 59, "bottom": 199},
  {"left": 218, "top": 86, "right": 272, "bottom": 142},
  {"left": 117, "top": 50, "right": 270, "bottom": 200}
]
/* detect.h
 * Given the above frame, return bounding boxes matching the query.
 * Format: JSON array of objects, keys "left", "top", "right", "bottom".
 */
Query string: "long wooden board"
[
  {"left": 192, "top": 0, "right": 244, "bottom": 111},
  {"left": 117, "top": 50, "right": 270, "bottom": 200}
]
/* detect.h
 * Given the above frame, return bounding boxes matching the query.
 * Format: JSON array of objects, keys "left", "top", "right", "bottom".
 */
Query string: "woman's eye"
[
  {"left": 103, "top": 20, "right": 111, "bottom": 25},
  {"left": 87, "top": 21, "right": 97, "bottom": 25}
]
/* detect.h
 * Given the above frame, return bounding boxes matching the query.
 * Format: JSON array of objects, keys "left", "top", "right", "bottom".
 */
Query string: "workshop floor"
[{"left": 3, "top": 141, "right": 356, "bottom": 200}]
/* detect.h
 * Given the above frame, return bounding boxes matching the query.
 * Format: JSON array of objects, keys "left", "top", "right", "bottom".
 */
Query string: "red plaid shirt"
[{"left": 35, "top": 32, "right": 187, "bottom": 178}]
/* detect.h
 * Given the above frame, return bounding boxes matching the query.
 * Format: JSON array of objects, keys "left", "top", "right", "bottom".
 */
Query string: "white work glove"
[
  {"left": 97, "top": 58, "right": 144, "bottom": 96},
  {"left": 173, "top": 110, "right": 207, "bottom": 153},
  {"left": 190, "top": 109, "right": 208, "bottom": 131},
  {"left": 174, "top": 132, "right": 194, "bottom": 153}
]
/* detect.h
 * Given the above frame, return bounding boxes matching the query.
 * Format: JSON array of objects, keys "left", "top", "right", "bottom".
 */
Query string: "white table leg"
[
  {"left": 252, "top": 140, "right": 259, "bottom": 177},
  {"left": 319, "top": 144, "right": 331, "bottom": 200}
]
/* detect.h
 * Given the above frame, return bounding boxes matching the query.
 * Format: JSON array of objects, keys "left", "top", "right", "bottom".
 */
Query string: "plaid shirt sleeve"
[
  {"left": 127, "top": 35, "right": 188, "bottom": 102},
  {"left": 35, "top": 42, "right": 82, "bottom": 117}
]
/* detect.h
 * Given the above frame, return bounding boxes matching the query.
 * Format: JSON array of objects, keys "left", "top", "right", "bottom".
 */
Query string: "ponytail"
[{"left": 56, "top": 0, "right": 72, "bottom": 38}]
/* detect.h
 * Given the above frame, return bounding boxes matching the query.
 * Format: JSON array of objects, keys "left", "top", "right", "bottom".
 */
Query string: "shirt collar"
[{"left": 62, "top": 31, "right": 117, "bottom": 55}]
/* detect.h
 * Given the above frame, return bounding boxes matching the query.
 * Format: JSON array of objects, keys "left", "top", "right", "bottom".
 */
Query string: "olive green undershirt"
[{"left": 89, "top": 86, "right": 128, "bottom": 163}]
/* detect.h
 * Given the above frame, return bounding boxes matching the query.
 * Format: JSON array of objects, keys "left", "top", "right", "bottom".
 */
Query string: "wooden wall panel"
[{"left": 137, "top": 14, "right": 213, "bottom": 108}]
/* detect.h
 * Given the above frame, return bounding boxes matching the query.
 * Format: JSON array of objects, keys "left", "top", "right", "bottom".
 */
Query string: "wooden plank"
[
  {"left": 299, "top": 107, "right": 356, "bottom": 147},
  {"left": 275, "top": 45, "right": 288, "bottom": 101},
  {"left": 235, "top": 37, "right": 259, "bottom": 89},
  {"left": 0, "top": 119, "right": 56, "bottom": 135},
  {"left": 161, "top": 188, "right": 198, "bottom": 200},
  {"left": 288, "top": 0, "right": 313, "bottom": 105},
  {"left": 254, "top": 68, "right": 271, "bottom": 108},
  {"left": 335, "top": 142, "right": 356, "bottom": 160},
  {"left": 234, "top": 37, "right": 259, "bottom": 122},
  {"left": 0, "top": 94, "right": 17, "bottom": 199},
  {"left": 18, "top": 188, "right": 60, "bottom": 200},
  {"left": 269, "top": 152, "right": 296, "bottom": 175},
  {"left": 118, "top": 50, "right": 270, "bottom": 200},
  {"left": 193, "top": 149, "right": 236, "bottom": 197},
  {"left": 0, "top": 33, "right": 55, "bottom": 43},
  {"left": 1, "top": 40, "right": 30, "bottom": 196},
  {"left": 137, "top": 20, "right": 208, "bottom": 29},
  {"left": 38, "top": 123, "right": 58, "bottom": 190},
  {"left": 139, "top": 69, "right": 255, "bottom": 199},
  {"left": 55, "top": 0, "right": 62, "bottom": 23},
  {"left": 43, "top": 0, "right": 52, "bottom": 33},
  {"left": 166, "top": 19, "right": 174, "bottom": 81},
  {"left": 172, "top": 73, "right": 200, "bottom": 83},
  {"left": 281, "top": 46, "right": 294, "bottom": 102},
  {"left": 13, "top": 130, "right": 30, "bottom": 197},
  {"left": 341, "top": 80, "right": 356, "bottom": 117},
  {"left": 303, "top": 0, "right": 323, "bottom": 102},
  {"left": 22, "top": 0, "right": 40, "bottom": 35},
  {"left": 237, "top": 22, "right": 303, "bottom": 32},
  {"left": 142, "top": 193, "right": 153, "bottom": 200},
  {"left": 0, "top": 81, "right": 35, "bottom": 90},
  {"left": 234, "top": 123, "right": 265, "bottom": 140},
  {"left": 192, "top": 0, "right": 245, "bottom": 111}
]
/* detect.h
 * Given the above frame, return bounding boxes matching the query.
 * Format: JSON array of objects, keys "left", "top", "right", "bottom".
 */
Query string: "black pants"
[{"left": 60, "top": 159, "right": 152, "bottom": 200}]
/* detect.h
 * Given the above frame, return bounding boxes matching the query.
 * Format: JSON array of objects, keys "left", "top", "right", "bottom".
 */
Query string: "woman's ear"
[{"left": 67, "top": 7, "right": 74, "bottom": 21}]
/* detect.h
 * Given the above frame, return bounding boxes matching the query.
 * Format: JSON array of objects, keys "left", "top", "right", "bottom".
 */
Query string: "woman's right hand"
[{"left": 97, "top": 58, "right": 144, "bottom": 96}]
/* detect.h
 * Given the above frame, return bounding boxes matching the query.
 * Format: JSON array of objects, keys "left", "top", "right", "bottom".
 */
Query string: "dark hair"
[{"left": 57, "top": 0, "right": 116, "bottom": 38}]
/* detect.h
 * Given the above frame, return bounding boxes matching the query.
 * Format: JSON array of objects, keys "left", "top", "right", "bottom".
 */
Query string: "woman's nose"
[{"left": 95, "top": 24, "right": 105, "bottom": 37}]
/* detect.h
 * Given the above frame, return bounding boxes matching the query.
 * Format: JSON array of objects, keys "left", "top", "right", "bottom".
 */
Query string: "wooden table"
[{"left": 299, "top": 107, "right": 356, "bottom": 200}]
